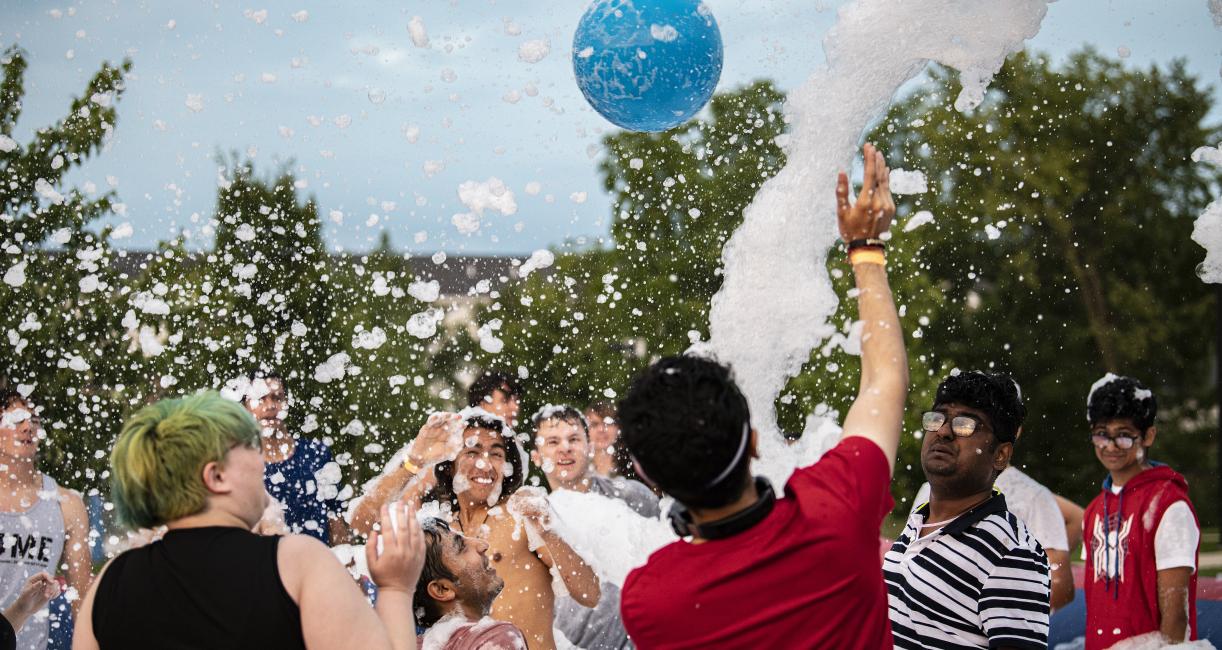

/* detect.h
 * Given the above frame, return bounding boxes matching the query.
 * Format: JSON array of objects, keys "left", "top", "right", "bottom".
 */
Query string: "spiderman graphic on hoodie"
[{"left": 1082, "top": 464, "right": 1199, "bottom": 649}]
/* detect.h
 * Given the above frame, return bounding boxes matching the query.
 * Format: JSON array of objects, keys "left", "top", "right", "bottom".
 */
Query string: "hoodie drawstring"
[
  {"left": 1103, "top": 489, "right": 1124, "bottom": 600},
  {"left": 1103, "top": 494, "right": 1111, "bottom": 593},
  {"left": 1114, "top": 489, "right": 1124, "bottom": 599}
]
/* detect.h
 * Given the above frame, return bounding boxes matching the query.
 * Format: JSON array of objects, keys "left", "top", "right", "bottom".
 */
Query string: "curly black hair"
[
  {"left": 617, "top": 355, "right": 752, "bottom": 509},
  {"left": 1087, "top": 375, "right": 1157, "bottom": 431},
  {"left": 934, "top": 371, "right": 1026, "bottom": 443},
  {"left": 466, "top": 370, "right": 524, "bottom": 408}
]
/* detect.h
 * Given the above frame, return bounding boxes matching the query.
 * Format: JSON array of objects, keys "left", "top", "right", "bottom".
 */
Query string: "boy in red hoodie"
[{"left": 1082, "top": 374, "right": 1200, "bottom": 649}]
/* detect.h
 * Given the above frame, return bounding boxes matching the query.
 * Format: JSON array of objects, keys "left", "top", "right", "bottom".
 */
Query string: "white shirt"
[
  {"left": 912, "top": 466, "right": 1069, "bottom": 551},
  {"left": 1094, "top": 483, "right": 1200, "bottom": 572}
]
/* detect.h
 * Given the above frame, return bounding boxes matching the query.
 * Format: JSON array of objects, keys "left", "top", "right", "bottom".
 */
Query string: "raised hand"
[
  {"left": 835, "top": 142, "right": 896, "bottom": 242},
  {"left": 365, "top": 503, "right": 426, "bottom": 593},
  {"left": 406, "top": 412, "right": 464, "bottom": 468},
  {"left": 507, "top": 486, "right": 553, "bottom": 531}
]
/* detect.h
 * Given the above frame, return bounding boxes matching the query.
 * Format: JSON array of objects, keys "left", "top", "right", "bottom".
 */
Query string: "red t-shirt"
[{"left": 620, "top": 436, "right": 895, "bottom": 650}]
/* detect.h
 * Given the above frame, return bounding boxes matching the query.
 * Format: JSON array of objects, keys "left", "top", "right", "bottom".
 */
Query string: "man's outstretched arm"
[{"left": 836, "top": 143, "right": 908, "bottom": 473}]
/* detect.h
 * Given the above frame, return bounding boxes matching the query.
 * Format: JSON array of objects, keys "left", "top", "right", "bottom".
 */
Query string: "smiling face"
[
  {"left": 532, "top": 418, "right": 591, "bottom": 490},
  {"left": 452, "top": 427, "right": 510, "bottom": 505},
  {"left": 0, "top": 398, "right": 41, "bottom": 461},
  {"left": 920, "top": 402, "right": 1011, "bottom": 496},
  {"left": 1090, "top": 417, "right": 1153, "bottom": 476}
]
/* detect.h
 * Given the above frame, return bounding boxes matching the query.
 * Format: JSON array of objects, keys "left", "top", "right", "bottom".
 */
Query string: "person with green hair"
[{"left": 72, "top": 392, "right": 426, "bottom": 650}]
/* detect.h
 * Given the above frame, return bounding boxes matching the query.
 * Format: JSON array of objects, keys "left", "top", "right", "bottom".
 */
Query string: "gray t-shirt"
[
  {"left": 554, "top": 475, "right": 659, "bottom": 650},
  {"left": 586, "top": 475, "right": 660, "bottom": 519},
  {"left": 0, "top": 475, "right": 65, "bottom": 650}
]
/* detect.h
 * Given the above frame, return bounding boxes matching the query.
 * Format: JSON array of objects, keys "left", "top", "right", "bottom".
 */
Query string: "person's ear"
[
  {"left": 530, "top": 450, "right": 541, "bottom": 467},
  {"left": 749, "top": 428, "right": 760, "bottom": 460},
  {"left": 201, "top": 460, "right": 232, "bottom": 496},
  {"left": 1142, "top": 426, "right": 1157, "bottom": 448},
  {"left": 994, "top": 442, "right": 1013, "bottom": 473},
  {"left": 426, "top": 578, "right": 457, "bottom": 604}
]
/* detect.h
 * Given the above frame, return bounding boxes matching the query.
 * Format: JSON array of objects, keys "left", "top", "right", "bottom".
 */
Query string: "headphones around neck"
[{"left": 667, "top": 477, "right": 777, "bottom": 540}]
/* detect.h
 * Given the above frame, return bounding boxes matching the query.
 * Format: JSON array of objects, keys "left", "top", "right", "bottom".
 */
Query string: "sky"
[{"left": 2, "top": 0, "right": 1220, "bottom": 256}]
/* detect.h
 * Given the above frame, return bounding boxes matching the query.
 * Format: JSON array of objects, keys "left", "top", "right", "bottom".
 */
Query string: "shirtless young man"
[{"left": 352, "top": 411, "right": 600, "bottom": 650}]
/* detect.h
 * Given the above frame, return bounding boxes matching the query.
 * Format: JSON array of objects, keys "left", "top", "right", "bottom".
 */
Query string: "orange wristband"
[{"left": 849, "top": 248, "right": 886, "bottom": 267}]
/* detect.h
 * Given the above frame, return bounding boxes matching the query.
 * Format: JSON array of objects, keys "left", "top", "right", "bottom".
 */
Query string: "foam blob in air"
[
  {"left": 571, "top": 0, "right": 723, "bottom": 132},
  {"left": 705, "top": 0, "right": 1053, "bottom": 487}
]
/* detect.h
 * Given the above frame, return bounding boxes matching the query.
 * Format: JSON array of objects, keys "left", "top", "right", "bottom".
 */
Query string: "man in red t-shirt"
[{"left": 617, "top": 143, "right": 907, "bottom": 650}]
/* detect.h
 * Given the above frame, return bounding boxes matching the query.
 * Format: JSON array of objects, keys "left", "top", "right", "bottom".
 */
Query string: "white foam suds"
[
  {"left": 1086, "top": 372, "right": 1120, "bottom": 415},
  {"left": 1191, "top": 143, "right": 1222, "bottom": 283},
  {"left": 704, "top": 0, "right": 1052, "bottom": 488},
  {"left": 546, "top": 489, "right": 675, "bottom": 586}
]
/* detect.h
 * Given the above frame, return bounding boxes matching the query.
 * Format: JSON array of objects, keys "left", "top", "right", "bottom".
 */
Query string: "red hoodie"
[{"left": 1082, "top": 464, "right": 1198, "bottom": 650}]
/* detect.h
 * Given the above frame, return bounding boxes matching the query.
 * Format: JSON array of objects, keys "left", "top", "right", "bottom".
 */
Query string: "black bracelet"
[{"left": 846, "top": 238, "right": 886, "bottom": 251}]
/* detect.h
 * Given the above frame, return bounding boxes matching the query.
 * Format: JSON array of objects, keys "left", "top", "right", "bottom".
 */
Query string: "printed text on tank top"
[{"left": 0, "top": 475, "right": 62, "bottom": 564}]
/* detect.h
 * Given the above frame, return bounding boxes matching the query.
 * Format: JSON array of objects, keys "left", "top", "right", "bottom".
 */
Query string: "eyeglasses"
[
  {"left": 1090, "top": 433, "right": 1140, "bottom": 450},
  {"left": 921, "top": 411, "right": 985, "bottom": 437}
]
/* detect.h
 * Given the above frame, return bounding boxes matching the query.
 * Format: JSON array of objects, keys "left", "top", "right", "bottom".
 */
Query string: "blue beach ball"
[{"left": 572, "top": 0, "right": 724, "bottom": 132}]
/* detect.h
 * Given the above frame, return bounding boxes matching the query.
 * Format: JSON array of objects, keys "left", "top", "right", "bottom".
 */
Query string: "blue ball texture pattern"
[{"left": 572, "top": 0, "right": 723, "bottom": 132}]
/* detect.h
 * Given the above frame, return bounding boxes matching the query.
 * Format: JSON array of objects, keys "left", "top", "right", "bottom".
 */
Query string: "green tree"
[
  {"left": 0, "top": 45, "right": 133, "bottom": 487},
  {"left": 449, "top": 81, "right": 788, "bottom": 420},
  {"left": 869, "top": 49, "right": 1222, "bottom": 523},
  {"left": 453, "top": 51, "right": 1221, "bottom": 527},
  {"left": 324, "top": 231, "right": 435, "bottom": 483},
  {"left": 126, "top": 160, "right": 435, "bottom": 487}
]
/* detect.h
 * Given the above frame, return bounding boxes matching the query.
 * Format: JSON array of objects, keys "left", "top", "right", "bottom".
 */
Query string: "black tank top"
[{"left": 93, "top": 526, "right": 306, "bottom": 650}]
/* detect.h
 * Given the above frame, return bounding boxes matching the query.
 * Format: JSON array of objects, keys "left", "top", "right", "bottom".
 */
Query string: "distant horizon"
[{"left": 3, "top": 0, "right": 1219, "bottom": 257}]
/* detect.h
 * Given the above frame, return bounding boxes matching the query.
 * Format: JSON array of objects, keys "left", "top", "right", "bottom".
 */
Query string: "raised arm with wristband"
[{"left": 618, "top": 143, "right": 908, "bottom": 649}]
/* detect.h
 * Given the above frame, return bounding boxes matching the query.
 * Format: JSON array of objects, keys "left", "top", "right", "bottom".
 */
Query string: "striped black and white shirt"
[{"left": 883, "top": 491, "right": 1051, "bottom": 650}]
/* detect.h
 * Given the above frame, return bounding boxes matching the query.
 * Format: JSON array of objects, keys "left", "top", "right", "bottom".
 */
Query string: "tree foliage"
[
  {"left": 464, "top": 52, "right": 1221, "bottom": 524},
  {"left": 3, "top": 43, "right": 1218, "bottom": 528},
  {"left": 868, "top": 49, "right": 1221, "bottom": 518},
  {"left": 450, "top": 81, "right": 788, "bottom": 418},
  {"left": 0, "top": 45, "right": 133, "bottom": 483}
]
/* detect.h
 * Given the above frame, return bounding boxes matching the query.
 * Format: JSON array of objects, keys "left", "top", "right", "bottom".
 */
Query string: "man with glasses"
[
  {"left": 884, "top": 371, "right": 1050, "bottom": 649},
  {"left": 1081, "top": 374, "right": 1200, "bottom": 648},
  {"left": 908, "top": 378, "right": 1080, "bottom": 611}
]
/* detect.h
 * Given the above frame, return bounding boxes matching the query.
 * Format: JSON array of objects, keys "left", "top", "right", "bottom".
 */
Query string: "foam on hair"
[{"left": 1087, "top": 374, "right": 1157, "bottom": 430}]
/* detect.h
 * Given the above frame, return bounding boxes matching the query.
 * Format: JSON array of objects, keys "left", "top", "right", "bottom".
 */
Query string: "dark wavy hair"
[
  {"left": 0, "top": 386, "right": 26, "bottom": 411},
  {"left": 618, "top": 355, "right": 752, "bottom": 509},
  {"left": 413, "top": 518, "right": 458, "bottom": 628},
  {"left": 934, "top": 371, "right": 1026, "bottom": 443},
  {"left": 467, "top": 370, "right": 523, "bottom": 408},
  {"left": 1087, "top": 375, "right": 1157, "bottom": 431},
  {"left": 429, "top": 414, "right": 525, "bottom": 507}
]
